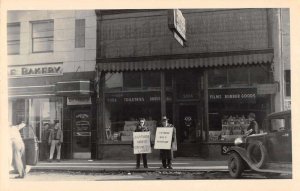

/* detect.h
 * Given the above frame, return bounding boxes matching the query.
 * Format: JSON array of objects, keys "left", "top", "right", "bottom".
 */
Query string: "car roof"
[{"left": 267, "top": 110, "right": 291, "bottom": 118}]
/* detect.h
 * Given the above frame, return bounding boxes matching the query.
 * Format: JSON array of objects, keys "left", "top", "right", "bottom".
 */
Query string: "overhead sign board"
[
  {"left": 8, "top": 62, "right": 63, "bottom": 78},
  {"left": 168, "top": 9, "right": 186, "bottom": 46},
  {"left": 208, "top": 88, "right": 257, "bottom": 103}
]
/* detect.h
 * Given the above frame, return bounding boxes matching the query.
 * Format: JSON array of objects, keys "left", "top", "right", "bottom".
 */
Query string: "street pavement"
[{"left": 29, "top": 158, "right": 228, "bottom": 172}]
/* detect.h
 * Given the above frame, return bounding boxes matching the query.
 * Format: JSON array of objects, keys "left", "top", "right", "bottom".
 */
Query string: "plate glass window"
[
  {"left": 32, "top": 20, "right": 54, "bottom": 53},
  {"left": 7, "top": 23, "right": 20, "bottom": 55}
]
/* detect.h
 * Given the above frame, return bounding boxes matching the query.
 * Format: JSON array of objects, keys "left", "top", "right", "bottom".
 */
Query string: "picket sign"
[
  {"left": 133, "top": 131, "right": 151, "bottom": 154},
  {"left": 154, "top": 127, "right": 173, "bottom": 150}
]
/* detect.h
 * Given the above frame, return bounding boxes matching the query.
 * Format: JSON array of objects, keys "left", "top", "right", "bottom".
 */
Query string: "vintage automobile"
[{"left": 227, "top": 110, "right": 292, "bottom": 178}]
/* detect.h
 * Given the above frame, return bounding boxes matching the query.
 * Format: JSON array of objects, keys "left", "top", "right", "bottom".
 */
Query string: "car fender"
[{"left": 228, "top": 146, "right": 291, "bottom": 174}]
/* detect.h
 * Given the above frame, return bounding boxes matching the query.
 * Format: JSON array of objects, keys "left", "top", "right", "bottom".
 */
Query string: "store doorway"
[
  {"left": 72, "top": 110, "right": 91, "bottom": 159},
  {"left": 175, "top": 104, "right": 201, "bottom": 157}
]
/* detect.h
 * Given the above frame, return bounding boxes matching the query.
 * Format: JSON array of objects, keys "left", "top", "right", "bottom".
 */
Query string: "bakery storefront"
[
  {"left": 8, "top": 63, "right": 96, "bottom": 160},
  {"left": 96, "top": 9, "right": 277, "bottom": 159}
]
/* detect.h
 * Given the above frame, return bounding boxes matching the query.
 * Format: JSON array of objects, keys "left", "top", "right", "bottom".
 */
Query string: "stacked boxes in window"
[{"left": 121, "top": 121, "right": 137, "bottom": 141}]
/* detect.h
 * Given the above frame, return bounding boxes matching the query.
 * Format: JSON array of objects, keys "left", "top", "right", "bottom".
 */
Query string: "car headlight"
[{"left": 234, "top": 137, "right": 244, "bottom": 145}]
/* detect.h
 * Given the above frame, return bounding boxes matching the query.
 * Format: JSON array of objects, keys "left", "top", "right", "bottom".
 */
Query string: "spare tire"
[{"left": 247, "top": 141, "right": 268, "bottom": 169}]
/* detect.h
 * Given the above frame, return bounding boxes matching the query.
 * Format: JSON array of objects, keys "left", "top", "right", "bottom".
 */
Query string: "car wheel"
[
  {"left": 247, "top": 141, "right": 268, "bottom": 169},
  {"left": 228, "top": 152, "right": 244, "bottom": 178}
]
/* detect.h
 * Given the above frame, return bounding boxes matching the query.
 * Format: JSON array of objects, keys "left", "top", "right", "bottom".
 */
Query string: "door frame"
[{"left": 72, "top": 108, "right": 92, "bottom": 159}]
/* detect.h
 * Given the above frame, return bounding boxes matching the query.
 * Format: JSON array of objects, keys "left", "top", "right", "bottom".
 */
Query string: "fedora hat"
[{"left": 161, "top": 116, "right": 168, "bottom": 121}]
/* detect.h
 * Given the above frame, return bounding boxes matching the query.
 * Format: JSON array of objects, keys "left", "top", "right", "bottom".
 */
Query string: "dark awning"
[
  {"left": 97, "top": 52, "right": 273, "bottom": 72},
  {"left": 55, "top": 81, "right": 94, "bottom": 96}
]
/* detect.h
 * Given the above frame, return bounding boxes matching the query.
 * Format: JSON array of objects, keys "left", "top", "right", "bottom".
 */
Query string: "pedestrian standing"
[
  {"left": 10, "top": 122, "right": 26, "bottom": 178},
  {"left": 247, "top": 113, "right": 259, "bottom": 135},
  {"left": 159, "top": 116, "right": 177, "bottom": 169},
  {"left": 42, "top": 123, "right": 52, "bottom": 160},
  {"left": 134, "top": 118, "right": 149, "bottom": 169},
  {"left": 48, "top": 121, "right": 63, "bottom": 162}
]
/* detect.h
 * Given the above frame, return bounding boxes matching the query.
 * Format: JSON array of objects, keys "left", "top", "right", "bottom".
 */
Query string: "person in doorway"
[
  {"left": 246, "top": 113, "right": 259, "bottom": 135},
  {"left": 134, "top": 118, "right": 149, "bottom": 169},
  {"left": 159, "top": 116, "right": 177, "bottom": 169},
  {"left": 42, "top": 123, "right": 52, "bottom": 160},
  {"left": 10, "top": 121, "right": 26, "bottom": 178},
  {"left": 48, "top": 121, "right": 63, "bottom": 162}
]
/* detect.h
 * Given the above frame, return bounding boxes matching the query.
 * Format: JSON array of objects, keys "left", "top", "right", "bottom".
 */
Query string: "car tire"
[
  {"left": 247, "top": 141, "right": 268, "bottom": 169},
  {"left": 228, "top": 152, "right": 244, "bottom": 178}
]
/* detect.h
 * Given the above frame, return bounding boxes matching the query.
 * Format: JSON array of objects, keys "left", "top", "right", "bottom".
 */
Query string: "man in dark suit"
[
  {"left": 159, "top": 116, "right": 177, "bottom": 169},
  {"left": 134, "top": 118, "right": 149, "bottom": 169}
]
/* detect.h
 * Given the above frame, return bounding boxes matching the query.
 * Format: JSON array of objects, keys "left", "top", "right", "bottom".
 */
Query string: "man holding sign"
[
  {"left": 154, "top": 116, "right": 177, "bottom": 169},
  {"left": 133, "top": 118, "right": 150, "bottom": 169}
]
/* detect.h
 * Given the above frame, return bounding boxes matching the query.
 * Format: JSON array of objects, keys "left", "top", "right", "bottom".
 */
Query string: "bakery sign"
[
  {"left": 208, "top": 88, "right": 257, "bottom": 103},
  {"left": 8, "top": 63, "right": 63, "bottom": 78}
]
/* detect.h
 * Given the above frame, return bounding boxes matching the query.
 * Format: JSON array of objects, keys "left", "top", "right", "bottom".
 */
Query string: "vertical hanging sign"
[{"left": 168, "top": 9, "right": 186, "bottom": 47}]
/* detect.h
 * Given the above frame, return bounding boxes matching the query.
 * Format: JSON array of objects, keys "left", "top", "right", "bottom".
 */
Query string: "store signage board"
[
  {"left": 105, "top": 92, "right": 173, "bottom": 103},
  {"left": 168, "top": 9, "right": 186, "bottom": 47},
  {"left": 154, "top": 127, "right": 173, "bottom": 150},
  {"left": 67, "top": 97, "right": 91, "bottom": 105},
  {"left": 208, "top": 88, "right": 257, "bottom": 103},
  {"left": 257, "top": 83, "right": 278, "bottom": 94},
  {"left": 133, "top": 132, "right": 151, "bottom": 154},
  {"left": 8, "top": 62, "right": 63, "bottom": 78}
]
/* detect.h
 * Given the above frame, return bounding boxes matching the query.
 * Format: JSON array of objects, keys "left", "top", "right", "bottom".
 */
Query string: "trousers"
[
  {"left": 11, "top": 140, "right": 26, "bottom": 177},
  {"left": 49, "top": 140, "right": 61, "bottom": 160},
  {"left": 136, "top": 154, "right": 148, "bottom": 167}
]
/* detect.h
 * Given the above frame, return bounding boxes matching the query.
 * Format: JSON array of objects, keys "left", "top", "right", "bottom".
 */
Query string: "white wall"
[{"left": 7, "top": 10, "right": 97, "bottom": 73}]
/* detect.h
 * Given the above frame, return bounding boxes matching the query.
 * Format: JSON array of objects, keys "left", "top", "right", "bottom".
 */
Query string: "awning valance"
[{"left": 97, "top": 52, "right": 273, "bottom": 72}]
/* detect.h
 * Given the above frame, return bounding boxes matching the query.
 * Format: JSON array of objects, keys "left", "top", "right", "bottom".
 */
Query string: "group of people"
[{"left": 134, "top": 116, "right": 177, "bottom": 169}]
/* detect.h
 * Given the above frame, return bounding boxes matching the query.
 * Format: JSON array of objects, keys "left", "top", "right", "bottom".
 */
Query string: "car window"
[{"left": 270, "top": 118, "right": 286, "bottom": 132}]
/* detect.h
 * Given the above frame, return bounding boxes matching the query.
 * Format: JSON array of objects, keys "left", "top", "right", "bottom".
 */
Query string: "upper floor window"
[
  {"left": 285, "top": 70, "right": 291, "bottom": 97},
  {"left": 7, "top": 23, "right": 20, "bottom": 55},
  {"left": 75, "top": 19, "right": 85, "bottom": 48},
  {"left": 32, "top": 20, "right": 54, "bottom": 53}
]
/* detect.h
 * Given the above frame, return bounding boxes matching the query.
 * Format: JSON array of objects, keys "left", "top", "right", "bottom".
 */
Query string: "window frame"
[
  {"left": 31, "top": 20, "right": 54, "bottom": 53},
  {"left": 7, "top": 22, "right": 21, "bottom": 55}
]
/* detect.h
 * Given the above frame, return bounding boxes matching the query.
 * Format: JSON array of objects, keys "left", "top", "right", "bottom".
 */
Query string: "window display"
[{"left": 10, "top": 98, "right": 63, "bottom": 142}]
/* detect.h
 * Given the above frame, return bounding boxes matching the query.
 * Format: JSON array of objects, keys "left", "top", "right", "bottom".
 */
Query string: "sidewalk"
[{"left": 29, "top": 158, "right": 228, "bottom": 173}]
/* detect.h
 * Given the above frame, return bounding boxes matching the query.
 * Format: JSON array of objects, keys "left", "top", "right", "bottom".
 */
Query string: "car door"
[{"left": 266, "top": 115, "right": 292, "bottom": 162}]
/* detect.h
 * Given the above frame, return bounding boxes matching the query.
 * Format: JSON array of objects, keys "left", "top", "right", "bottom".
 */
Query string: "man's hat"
[
  {"left": 161, "top": 116, "right": 168, "bottom": 121},
  {"left": 139, "top": 118, "right": 146, "bottom": 121}
]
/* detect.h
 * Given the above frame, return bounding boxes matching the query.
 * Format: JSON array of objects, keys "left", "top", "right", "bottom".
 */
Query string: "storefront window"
[
  {"left": 11, "top": 98, "right": 63, "bottom": 142},
  {"left": 250, "top": 66, "right": 270, "bottom": 85},
  {"left": 208, "top": 69, "right": 227, "bottom": 88},
  {"left": 124, "top": 72, "right": 141, "bottom": 89},
  {"left": 104, "top": 91, "right": 173, "bottom": 143},
  {"left": 228, "top": 68, "right": 249, "bottom": 86},
  {"left": 143, "top": 72, "right": 160, "bottom": 88},
  {"left": 176, "top": 71, "right": 199, "bottom": 99},
  {"left": 105, "top": 72, "right": 123, "bottom": 91}
]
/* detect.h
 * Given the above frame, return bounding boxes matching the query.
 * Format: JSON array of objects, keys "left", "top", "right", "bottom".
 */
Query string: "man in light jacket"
[{"left": 48, "top": 122, "right": 63, "bottom": 162}]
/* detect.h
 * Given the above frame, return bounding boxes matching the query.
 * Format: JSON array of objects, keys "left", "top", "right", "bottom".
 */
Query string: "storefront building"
[
  {"left": 95, "top": 9, "right": 279, "bottom": 159},
  {"left": 7, "top": 10, "right": 97, "bottom": 160}
]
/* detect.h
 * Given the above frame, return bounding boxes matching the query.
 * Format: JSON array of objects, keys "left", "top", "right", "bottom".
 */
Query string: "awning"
[
  {"left": 55, "top": 81, "right": 94, "bottom": 96},
  {"left": 97, "top": 52, "right": 273, "bottom": 72},
  {"left": 8, "top": 85, "right": 56, "bottom": 98}
]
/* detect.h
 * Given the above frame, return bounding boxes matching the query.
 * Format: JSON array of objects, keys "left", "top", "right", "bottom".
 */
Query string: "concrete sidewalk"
[{"left": 29, "top": 158, "right": 228, "bottom": 173}]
